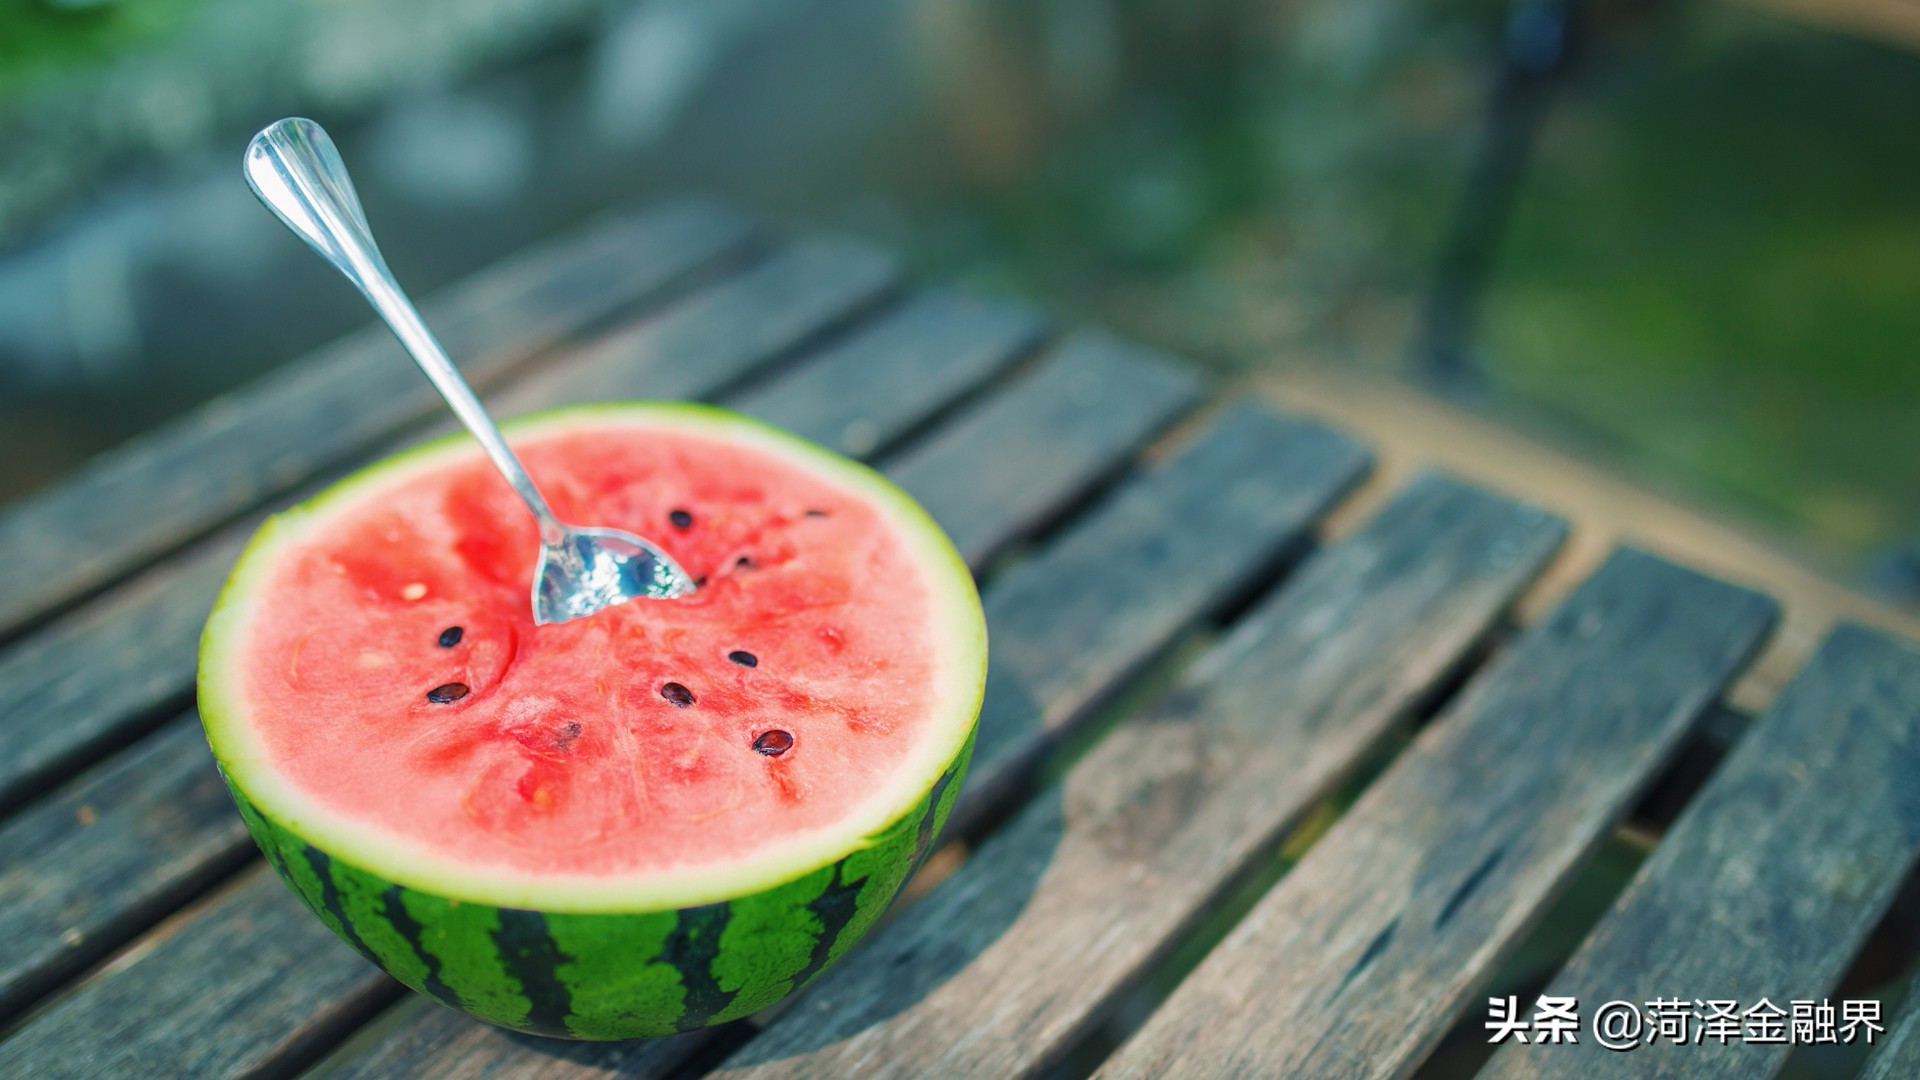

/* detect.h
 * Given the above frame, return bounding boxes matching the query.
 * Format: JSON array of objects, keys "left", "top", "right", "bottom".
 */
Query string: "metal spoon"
[{"left": 243, "top": 117, "right": 695, "bottom": 624}]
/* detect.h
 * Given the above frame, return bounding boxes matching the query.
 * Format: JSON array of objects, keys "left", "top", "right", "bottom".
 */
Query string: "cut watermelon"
[{"left": 197, "top": 403, "right": 986, "bottom": 1038}]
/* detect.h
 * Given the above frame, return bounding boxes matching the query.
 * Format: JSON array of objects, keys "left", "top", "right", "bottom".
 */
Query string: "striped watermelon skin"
[{"left": 224, "top": 729, "right": 971, "bottom": 1039}]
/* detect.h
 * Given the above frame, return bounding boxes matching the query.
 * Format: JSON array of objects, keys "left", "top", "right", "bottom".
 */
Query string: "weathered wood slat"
[
  {"left": 1480, "top": 622, "right": 1920, "bottom": 1080},
  {"left": 0, "top": 199, "right": 756, "bottom": 642},
  {"left": 0, "top": 235, "right": 900, "bottom": 816},
  {"left": 0, "top": 320, "right": 1221, "bottom": 1077},
  {"left": 486, "top": 235, "right": 898, "bottom": 414},
  {"left": 1861, "top": 987, "right": 1920, "bottom": 1080},
  {"left": 886, "top": 331, "right": 1203, "bottom": 567},
  {"left": 306, "top": 402, "right": 1373, "bottom": 1080},
  {"left": 709, "top": 475, "right": 1566, "bottom": 1079},
  {"left": 728, "top": 289, "right": 1047, "bottom": 458},
  {"left": 1093, "top": 548, "right": 1778, "bottom": 1080},
  {"left": 0, "top": 551, "right": 231, "bottom": 818},
  {"left": 0, "top": 722, "right": 246, "bottom": 1023}
]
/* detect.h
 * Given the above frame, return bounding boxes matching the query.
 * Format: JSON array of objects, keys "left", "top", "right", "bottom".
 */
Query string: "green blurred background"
[
  {"left": 5, "top": 0, "right": 1917, "bottom": 604},
  {"left": 1, "top": 2, "right": 1917, "bottom": 1072}
]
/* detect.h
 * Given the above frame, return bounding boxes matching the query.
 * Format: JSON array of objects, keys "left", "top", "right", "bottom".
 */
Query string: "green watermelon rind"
[
  {"left": 197, "top": 402, "right": 985, "bottom": 1037},
  {"left": 223, "top": 726, "right": 971, "bottom": 1038}
]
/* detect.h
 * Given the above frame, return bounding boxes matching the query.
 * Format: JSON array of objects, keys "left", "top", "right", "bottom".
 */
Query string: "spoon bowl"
[{"left": 537, "top": 525, "right": 695, "bottom": 624}]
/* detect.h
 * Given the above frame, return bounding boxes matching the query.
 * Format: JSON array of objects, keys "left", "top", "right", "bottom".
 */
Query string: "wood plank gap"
[
  {"left": 1055, "top": 731, "right": 1422, "bottom": 1080},
  {"left": 0, "top": 689, "right": 194, "bottom": 822},
  {"left": 1406, "top": 830, "right": 1654, "bottom": 1080},
  {"left": 239, "top": 981, "right": 408, "bottom": 1080},
  {"left": 1625, "top": 702, "right": 1751, "bottom": 834}
]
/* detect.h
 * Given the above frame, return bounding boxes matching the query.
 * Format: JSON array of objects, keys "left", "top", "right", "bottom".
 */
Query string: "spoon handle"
[{"left": 244, "top": 117, "right": 567, "bottom": 546}]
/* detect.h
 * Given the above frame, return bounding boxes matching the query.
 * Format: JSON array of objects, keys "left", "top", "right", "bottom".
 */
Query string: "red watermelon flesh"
[{"left": 201, "top": 405, "right": 985, "bottom": 912}]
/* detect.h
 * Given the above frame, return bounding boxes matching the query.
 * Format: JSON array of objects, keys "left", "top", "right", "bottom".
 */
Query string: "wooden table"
[{"left": 2, "top": 198, "right": 1917, "bottom": 1079}]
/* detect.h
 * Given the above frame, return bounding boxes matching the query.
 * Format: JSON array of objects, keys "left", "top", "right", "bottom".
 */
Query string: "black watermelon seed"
[
  {"left": 437, "top": 626, "right": 464, "bottom": 648},
  {"left": 693, "top": 576, "right": 708, "bottom": 588},
  {"left": 753, "top": 730, "right": 794, "bottom": 756},
  {"left": 660, "top": 682, "right": 695, "bottom": 707},
  {"left": 735, "top": 556, "right": 753, "bottom": 568},
  {"left": 805, "top": 508, "right": 829, "bottom": 518},
  {"left": 669, "top": 509, "right": 693, "bottom": 529},
  {"left": 426, "top": 682, "right": 469, "bottom": 704},
  {"left": 728, "top": 650, "right": 758, "bottom": 668}
]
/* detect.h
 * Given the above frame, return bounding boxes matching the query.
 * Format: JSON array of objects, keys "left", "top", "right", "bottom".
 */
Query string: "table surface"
[{"left": 1, "top": 199, "right": 1918, "bottom": 1079}]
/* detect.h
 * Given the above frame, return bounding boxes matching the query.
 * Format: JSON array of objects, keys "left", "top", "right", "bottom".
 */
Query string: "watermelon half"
[{"left": 197, "top": 403, "right": 986, "bottom": 1038}]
